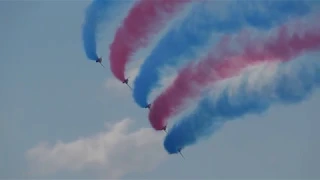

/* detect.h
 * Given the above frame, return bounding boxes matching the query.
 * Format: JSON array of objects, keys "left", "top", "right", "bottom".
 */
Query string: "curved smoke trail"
[
  {"left": 109, "top": 0, "right": 191, "bottom": 82},
  {"left": 82, "top": 0, "right": 118, "bottom": 61},
  {"left": 149, "top": 17, "right": 320, "bottom": 130},
  {"left": 133, "top": 0, "right": 311, "bottom": 108},
  {"left": 164, "top": 56, "right": 320, "bottom": 154}
]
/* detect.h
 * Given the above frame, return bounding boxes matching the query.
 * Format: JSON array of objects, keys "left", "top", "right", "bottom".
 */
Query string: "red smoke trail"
[
  {"left": 109, "top": 0, "right": 191, "bottom": 82},
  {"left": 149, "top": 20, "right": 320, "bottom": 130}
]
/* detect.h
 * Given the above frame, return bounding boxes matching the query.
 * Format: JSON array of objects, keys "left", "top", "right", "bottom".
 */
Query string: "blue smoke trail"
[
  {"left": 132, "top": 0, "right": 312, "bottom": 107},
  {"left": 82, "top": 0, "right": 118, "bottom": 61},
  {"left": 164, "top": 56, "right": 320, "bottom": 154}
]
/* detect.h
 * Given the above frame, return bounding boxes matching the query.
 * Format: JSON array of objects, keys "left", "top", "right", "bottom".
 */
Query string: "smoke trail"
[
  {"left": 82, "top": 0, "right": 119, "bottom": 61},
  {"left": 133, "top": 0, "right": 311, "bottom": 108},
  {"left": 164, "top": 56, "right": 320, "bottom": 154},
  {"left": 149, "top": 18, "right": 320, "bottom": 130},
  {"left": 109, "top": 0, "right": 191, "bottom": 82}
]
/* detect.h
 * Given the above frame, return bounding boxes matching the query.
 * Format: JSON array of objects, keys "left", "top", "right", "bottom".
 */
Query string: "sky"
[{"left": 1, "top": 1, "right": 319, "bottom": 179}]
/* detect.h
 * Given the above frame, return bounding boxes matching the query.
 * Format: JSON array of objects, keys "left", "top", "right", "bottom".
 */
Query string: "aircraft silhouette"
[
  {"left": 177, "top": 148, "right": 185, "bottom": 159},
  {"left": 122, "top": 78, "right": 132, "bottom": 90},
  {"left": 96, "top": 57, "right": 105, "bottom": 68},
  {"left": 145, "top": 103, "right": 151, "bottom": 109}
]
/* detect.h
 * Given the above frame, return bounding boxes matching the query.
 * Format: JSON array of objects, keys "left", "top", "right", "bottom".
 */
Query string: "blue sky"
[{"left": 1, "top": 1, "right": 319, "bottom": 179}]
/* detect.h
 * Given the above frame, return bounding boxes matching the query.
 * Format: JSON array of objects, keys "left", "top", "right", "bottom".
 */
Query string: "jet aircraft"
[
  {"left": 122, "top": 78, "right": 132, "bottom": 90},
  {"left": 177, "top": 148, "right": 185, "bottom": 159},
  {"left": 161, "top": 125, "right": 167, "bottom": 133},
  {"left": 145, "top": 104, "right": 151, "bottom": 109},
  {"left": 96, "top": 57, "right": 105, "bottom": 68}
]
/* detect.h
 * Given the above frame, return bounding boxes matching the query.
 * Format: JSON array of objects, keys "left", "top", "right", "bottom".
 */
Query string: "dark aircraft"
[
  {"left": 161, "top": 125, "right": 167, "bottom": 133},
  {"left": 122, "top": 78, "right": 132, "bottom": 90},
  {"left": 145, "top": 104, "right": 151, "bottom": 109},
  {"left": 96, "top": 57, "right": 105, "bottom": 68},
  {"left": 177, "top": 148, "right": 185, "bottom": 159}
]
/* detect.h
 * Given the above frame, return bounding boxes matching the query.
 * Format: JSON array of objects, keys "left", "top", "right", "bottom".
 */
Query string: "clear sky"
[{"left": 1, "top": 1, "right": 319, "bottom": 179}]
